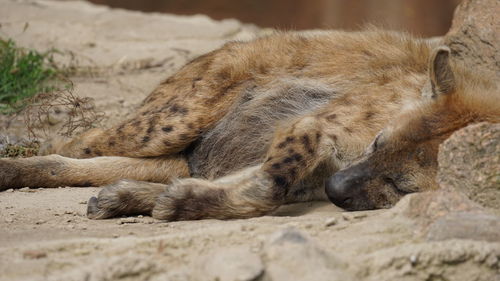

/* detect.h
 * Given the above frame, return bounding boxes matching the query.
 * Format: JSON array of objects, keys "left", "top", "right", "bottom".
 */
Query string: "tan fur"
[{"left": 1, "top": 29, "right": 497, "bottom": 221}]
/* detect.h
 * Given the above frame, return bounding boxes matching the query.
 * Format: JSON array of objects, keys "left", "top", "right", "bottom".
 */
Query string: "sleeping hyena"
[{"left": 0, "top": 29, "right": 498, "bottom": 221}]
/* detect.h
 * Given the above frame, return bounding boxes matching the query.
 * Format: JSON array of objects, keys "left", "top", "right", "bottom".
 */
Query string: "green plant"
[{"left": 0, "top": 38, "right": 65, "bottom": 113}]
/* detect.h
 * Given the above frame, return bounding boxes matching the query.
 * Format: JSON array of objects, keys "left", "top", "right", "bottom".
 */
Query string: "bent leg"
[
  {"left": 151, "top": 116, "right": 337, "bottom": 221},
  {"left": 44, "top": 45, "right": 258, "bottom": 159},
  {"left": 0, "top": 154, "right": 189, "bottom": 189}
]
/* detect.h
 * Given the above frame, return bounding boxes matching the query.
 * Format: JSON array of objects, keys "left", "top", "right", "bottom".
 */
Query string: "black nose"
[{"left": 325, "top": 171, "right": 360, "bottom": 209}]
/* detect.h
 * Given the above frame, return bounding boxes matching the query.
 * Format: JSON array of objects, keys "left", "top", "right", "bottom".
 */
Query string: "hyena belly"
[{"left": 187, "top": 78, "right": 337, "bottom": 186}]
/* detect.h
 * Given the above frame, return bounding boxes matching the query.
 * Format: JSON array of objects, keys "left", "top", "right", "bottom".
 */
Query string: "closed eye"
[{"left": 383, "top": 177, "right": 411, "bottom": 195}]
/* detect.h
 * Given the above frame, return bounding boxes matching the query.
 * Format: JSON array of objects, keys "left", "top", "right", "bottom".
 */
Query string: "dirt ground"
[{"left": 0, "top": 1, "right": 499, "bottom": 280}]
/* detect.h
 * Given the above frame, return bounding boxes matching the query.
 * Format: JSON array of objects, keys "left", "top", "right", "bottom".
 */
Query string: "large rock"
[
  {"left": 193, "top": 246, "right": 264, "bottom": 281},
  {"left": 445, "top": 0, "right": 500, "bottom": 75},
  {"left": 262, "top": 228, "right": 353, "bottom": 281},
  {"left": 438, "top": 122, "right": 500, "bottom": 214}
]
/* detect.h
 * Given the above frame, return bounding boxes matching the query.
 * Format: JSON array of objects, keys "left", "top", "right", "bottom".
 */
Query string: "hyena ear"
[{"left": 429, "top": 46, "right": 455, "bottom": 97}]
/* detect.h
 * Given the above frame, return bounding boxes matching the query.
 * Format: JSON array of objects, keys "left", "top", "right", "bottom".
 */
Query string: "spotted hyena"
[{"left": 0, "top": 29, "right": 498, "bottom": 221}]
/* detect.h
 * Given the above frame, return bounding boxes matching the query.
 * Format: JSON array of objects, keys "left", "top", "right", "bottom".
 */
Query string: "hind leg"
[
  {"left": 0, "top": 154, "right": 189, "bottom": 189},
  {"left": 43, "top": 45, "right": 258, "bottom": 159}
]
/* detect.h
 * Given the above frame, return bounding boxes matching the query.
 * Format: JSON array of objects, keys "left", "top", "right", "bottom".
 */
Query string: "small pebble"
[
  {"left": 410, "top": 254, "right": 419, "bottom": 266},
  {"left": 5, "top": 218, "right": 14, "bottom": 223},
  {"left": 113, "top": 234, "right": 120, "bottom": 238},
  {"left": 35, "top": 220, "right": 46, "bottom": 225},
  {"left": 23, "top": 250, "right": 47, "bottom": 259},
  {"left": 5, "top": 189, "right": 13, "bottom": 193},
  {"left": 119, "top": 218, "right": 139, "bottom": 224},
  {"left": 353, "top": 213, "right": 367, "bottom": 219},
  {"left": 78, "top": 200, "right": 87, "bottom": 205},
  {"left": 324, "top": 217, "right": 338, "bottom": 227},
  {"left": 342, "top": 213, "right": 352, "bottom": 221}
]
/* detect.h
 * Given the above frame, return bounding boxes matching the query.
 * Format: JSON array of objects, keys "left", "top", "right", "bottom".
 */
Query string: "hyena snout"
[{"left": 325, "top": 165, "right": 375, "bottom": 211}]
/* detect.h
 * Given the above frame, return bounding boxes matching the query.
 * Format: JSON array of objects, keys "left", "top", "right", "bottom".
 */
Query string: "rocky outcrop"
[
  {"left": 444, "top": 0, "right": 499, "bottom": 75},
  {"left": 438, "top": 123, "right": 500, "bottom": 214}
]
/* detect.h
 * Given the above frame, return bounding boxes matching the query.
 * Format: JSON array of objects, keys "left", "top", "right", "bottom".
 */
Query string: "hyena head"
[{"left": 326, "top": 46, "right": 498, "bottom": 211}]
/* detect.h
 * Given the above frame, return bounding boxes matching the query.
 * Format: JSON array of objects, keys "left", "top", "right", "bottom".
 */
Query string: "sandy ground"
[{"left": 0, "top": 1, "right": 499, "bottom": 280}]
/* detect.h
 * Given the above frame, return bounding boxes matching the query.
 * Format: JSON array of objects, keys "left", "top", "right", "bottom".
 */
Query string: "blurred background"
[{"left": 88, "top": 0, "right": 462, "bottom": 37}]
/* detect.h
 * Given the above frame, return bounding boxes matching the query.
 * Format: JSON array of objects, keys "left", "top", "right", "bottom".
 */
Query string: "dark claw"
[{"left": 86, "top": 196, "right": 100, "bottom": 219}]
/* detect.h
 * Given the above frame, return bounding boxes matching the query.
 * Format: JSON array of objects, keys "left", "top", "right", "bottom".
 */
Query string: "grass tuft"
[{"left": 0, "top": 38, "right": 66, "bottom": 113}]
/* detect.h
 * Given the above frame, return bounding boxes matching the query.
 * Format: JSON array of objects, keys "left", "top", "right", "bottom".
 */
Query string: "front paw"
[
  {"left": 87, "top": 180, "right": 132, "bottom": 219},
  {"left": 152, "top": 179, "right": 227, "bottom": 221}
]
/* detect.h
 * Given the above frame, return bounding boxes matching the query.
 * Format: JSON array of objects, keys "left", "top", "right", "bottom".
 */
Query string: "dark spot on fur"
[
  {"left": 364, "top": 111, "right": 376, "bottom": 120},
  {"left": 288, "top": 148, "right": 295, "bottom": 153},
  {"left": 167, "top": 189, "right": 228, "bottom": 221},
  {"left": 50, "top": 170, "right": 56, "bottom": 176},
  {"left": 363, "top": 50, "right": 373, "bottom": 57},
  {"left": 283, "top": 157, "right": 293, "bottom": 164},
  {"left": 147, "top": 127, "right": 154, "bottom": 134},
  {"left": 277, "top": 136, "right": 295, "bottom": 148},
  {"left": 192, "top": 77, "right": 202, "bottom": 88},
  {"left": 116, "top": 124, "right": 125, "bottom": 133},
  {"left": 163, "top": 140, "right": 172, "bottom": 146},
  {"left": 328, "top": 134, "right": 338, "bottom": 141},
  {"left": 162, "top": 126, "right": 174, "bottom": 133},
  {"left": 179, "top": 134, "right": 189, "bottom": 141},
  {"left": 272, "top": 163, "right": 281, "bottom": 169},
  {"left": 273, "top": 175, "right": 288, "bottom": 187},
  {"left": 132, "top": 120, "right": 142, "bottom": 128},
  {"left": 170, "top": 104, "right": 189, "bottom": 115},
  {"left": 163, "top": 77, "right": 174, "bottom": 84},
  {"left": 301, "top": 135, "right": 314, "bottom": 154},
  {"left": 289, "top": 168, "right": 297, "bottom": 177},
  {"left": 217, "top": 68, "right": 231, "bottom": 81},
  {"left": 259, "top": 64, "right": 269, "bottom": 74},
  {"left": 292, "top": 153, "right": 303, "bottom": 161},
  {"left": 170, "top": 104, "right": 180, "bottom": 113},
  {"left": 94, "top": 150, "right": 103, "bottom": 156},
  {"left": 108, "top": 140, "right": 116, "bottom": 147},
  {"left": 187, "top": 123, "right": 195, "bottom": 129},
  {"left": 343, "top": 127, "right": 353, "bottom": 134},
  {"left": 142, "top": 136, "right": 151, "bottom": 143},
  {"left": 326, "top": 113, "right": 337, "bottom": 121},
  {"left": 84, "top": 148, "right": 91, "bottom": 155}
]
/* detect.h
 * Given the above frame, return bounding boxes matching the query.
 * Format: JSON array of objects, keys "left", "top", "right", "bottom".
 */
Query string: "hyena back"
[{"left": 1, "top": 29, "right": 495, "bottom": 221}]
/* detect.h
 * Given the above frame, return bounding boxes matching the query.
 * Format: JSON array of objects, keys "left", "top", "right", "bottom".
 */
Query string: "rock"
[
  {"left": 444, "top": 0, "right": 500, "bottom": 75},
  {"left": 324, "top": 217, "right": 338, "bottom": 227},
  {"left": 194, "top": 246, "right": 264, "bottom": 281},
  {"left": 118, "top": 217, "right": 140, "bottom": 224},
  {"left": 426, "top": 212, "right": 500, "bottom": 242},
  {"left": 394, "top": 188, "right": 483, "bottom": 232},
  {"left": 438, "top": 123, "right": 500, "bottom": 214},
  {"left": 359, "top": 240, "right": 500, "bottom": 281},
  {"left": 23, "top": 250, "right": 47, "bottom": 259},
  {"left": 263, "top": 228, "right": 353, "bottom": 281}
]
